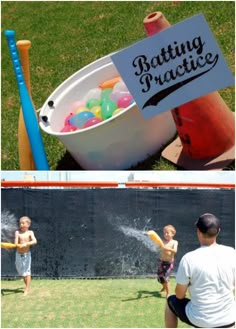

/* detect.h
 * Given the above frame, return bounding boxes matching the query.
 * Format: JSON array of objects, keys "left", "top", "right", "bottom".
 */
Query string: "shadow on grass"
[
  {"left": 56, "top": 149, "right": 235, "bottom": 171},
  {"left": 122, "top": 290, "right": 164, "bottom": 302},
  {"left": 56, "top": 151, "right": 84, "bottom": 170},
  {"left": 55, "top": 149, "right": 166, "bottom": 170},
  {"left": 53, "top": 130, "right": 177, "bottom": 170},
  {"left": 1, "top": 288, "right": 24, "bottom": 296}
]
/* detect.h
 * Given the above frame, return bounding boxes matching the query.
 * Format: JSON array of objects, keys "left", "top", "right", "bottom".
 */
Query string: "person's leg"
[
  {"left": 23, "top": 275, "right": 31, "bottom": 295},
  {"left": 23, "top": 252, "right": 32, "bottom": 295},
  {"left": 165, "top": 301, "right": 178, "bottom": 327},
  {"left": 165, "top": 295, "right": 194, "bottom": 328},
  {"left": 15, "top": 252, "right": 23, "bottom": 277},
  {"left": 157, "top": 261, "right": 169, "bottom": 294},
  {"left": 161, "top": 262, "right": 173, "bottom": 297},
  {"left": 164, "top": 281, "right": 171, "bottom": 298},
  {"left": 157, "top": 260, "right": 164, "bottom": 291}
]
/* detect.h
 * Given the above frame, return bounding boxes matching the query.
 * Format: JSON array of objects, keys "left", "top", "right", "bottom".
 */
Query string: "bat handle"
[{"left": 5, "top": 30, "right": 25, "bottom": 88}]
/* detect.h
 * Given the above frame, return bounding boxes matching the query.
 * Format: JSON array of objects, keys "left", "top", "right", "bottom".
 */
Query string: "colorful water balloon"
[
  {"left": 99, "top": 76, "right": 121, "bottom": 89},
  {"left": 101, "top": 99, "right": 117, "bottom": 120},
  {"left": 83, "top": 117, "right": 103, "bottom": 128},
  {"left": 68, "top": 100, "right": 86, "bottom": 113},
  {"left": 64, "top": 112, "right": 74, "bottom": 126},
  {"left": 83, "top": 88, "right": 102, "bottom": 102},
  {"left": 101, "top": 88, "right": 112, "bottom": 102},
  {"left": 112, "top": 108, "right": 124, "bottom": 116},
  {"left": 110, "top": 89, "right": 130, "bottom": 103},
  {"left": 69, "top": 111, "right": 95, "bottom": 128},
  {"left": 86, "top": 98, "right": 101, "bottom": 109},
  {"left": 117, "top": 95, "right": 133, "bottom": 108},
  {"left": 75, "top": 106, "right": 90, "bottom": 114},
  {"left": 113, "top": 81, "right": 129, "bottom": 93},
  {"left": 61, "top": 77, "right": 133, "bottom": 133},
  {"left": 60, "top": 125, "right": 78, "bottom": 132},
  {"left": 90, "top": 105, "right": 102, "bottom": 118}
]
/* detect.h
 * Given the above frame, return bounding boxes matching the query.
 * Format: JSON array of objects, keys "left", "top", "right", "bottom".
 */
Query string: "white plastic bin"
[{"left": 39, "top": 53, "right": 176, "bottom": 170}]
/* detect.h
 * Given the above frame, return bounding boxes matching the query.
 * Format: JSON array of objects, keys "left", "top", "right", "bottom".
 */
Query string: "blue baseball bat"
[{"left": 5, "top": 30, "right": 49, "bottom": 170}]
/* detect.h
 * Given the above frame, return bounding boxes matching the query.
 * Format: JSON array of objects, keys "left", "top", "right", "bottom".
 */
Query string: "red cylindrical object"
[
  {"left": 1, "top": 181, "right": 118, "bottom": 188},
  {"left": 125, "top": 182, "right": 235, "bottom": 189}
]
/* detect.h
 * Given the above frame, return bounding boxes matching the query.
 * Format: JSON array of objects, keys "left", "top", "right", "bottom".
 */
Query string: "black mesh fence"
[{"left": 1, "top": 187, "right": 234, "bottom": 278}]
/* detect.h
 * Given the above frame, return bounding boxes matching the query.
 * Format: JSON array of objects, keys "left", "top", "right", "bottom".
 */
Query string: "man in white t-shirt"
[{"left": 165, "top": 213, "right": 235, "bottom": 328}]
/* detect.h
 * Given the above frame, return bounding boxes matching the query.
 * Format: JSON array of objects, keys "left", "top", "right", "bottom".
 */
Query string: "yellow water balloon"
[{"left": 90, "top": 106, "right": 102, "bottom": 119}]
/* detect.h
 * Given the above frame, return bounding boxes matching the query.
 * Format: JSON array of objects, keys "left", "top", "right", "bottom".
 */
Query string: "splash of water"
[
  {"left": 119, "top": 225, "right": 160, "bottom": 253},
  {"left": 1, "top": 210, "right": 18, "bottom": 242},
  {"left": 106, "top": 213, "right": 152, "bottom": 230},
  {"left": 105, "top": 213, "right": 160, "bottom": 253}
]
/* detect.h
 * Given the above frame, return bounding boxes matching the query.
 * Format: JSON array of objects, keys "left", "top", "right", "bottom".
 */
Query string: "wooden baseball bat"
[
  {"left": 16, "top": 40, "right": 36, "bottom": 170},
  {"left": 147, "top": 230, "right": 164, "bottom": 247},
  {"left": 1, "top": 242, "right": 17, "bottom": 249},
  {"left": 5, "top": 30, "right": 49, "bottom": 170}
]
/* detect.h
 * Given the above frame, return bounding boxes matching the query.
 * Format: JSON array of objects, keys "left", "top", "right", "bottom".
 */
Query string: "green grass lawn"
[
  {"left": 1, "top": 1, "right": 235, "bottom": 170},
  {"left": 1, "top": 278, "right": 191, "bottom": 328}
]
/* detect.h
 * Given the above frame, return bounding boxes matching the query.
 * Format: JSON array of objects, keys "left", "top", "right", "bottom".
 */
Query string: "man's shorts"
[
  {"left": 15, "top": 251, "right": 31, "bottom": 276},
  {"left": 167, "top": 295, "right": 235, "bottom": 328},
  {"left": 167, "top": 295, "right": 195, "bottom": 326}
]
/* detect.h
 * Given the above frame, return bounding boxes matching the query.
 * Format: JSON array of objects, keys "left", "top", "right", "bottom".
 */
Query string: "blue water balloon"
[{"left": 69, "top": 111, "right": 95, "bottom": 128}]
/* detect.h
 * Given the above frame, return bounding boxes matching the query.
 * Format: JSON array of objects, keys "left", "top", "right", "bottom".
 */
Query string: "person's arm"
[
  {"left": 175, "top": 283, "right": 188, "bottom": 299},
  {"left": 173, "top": 240, "right": 178, "bottom": 253},
  {"left": 175, "top": 254, "right": 190, "bottom": 299},
  {"left": 27, "top": 231, "right": 37, "bottom": 246},
  {"left": 14, "top": 231, "right": 19, "bottom": 246}
]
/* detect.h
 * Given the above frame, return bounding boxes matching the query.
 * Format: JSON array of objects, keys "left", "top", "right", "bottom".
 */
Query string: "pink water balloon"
[
  {"left": 64, "top": 113, "right": 75, "bottom": 126},
  {"left": 69, "top": 100, "right": 86, "bottom": 113},
  {"left": 83, "top": 117, "right": 103, "bottom": 128},
  {"left": 117, "top": 95, "right": 133, "bottom": 108},
  {"left": 60, "top": 125, "right": 78, "bottom": 133}
]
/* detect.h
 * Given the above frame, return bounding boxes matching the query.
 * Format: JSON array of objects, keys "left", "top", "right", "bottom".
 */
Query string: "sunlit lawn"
[{"left": 1, "top": 278, "right": 191, "bottom": 328}]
